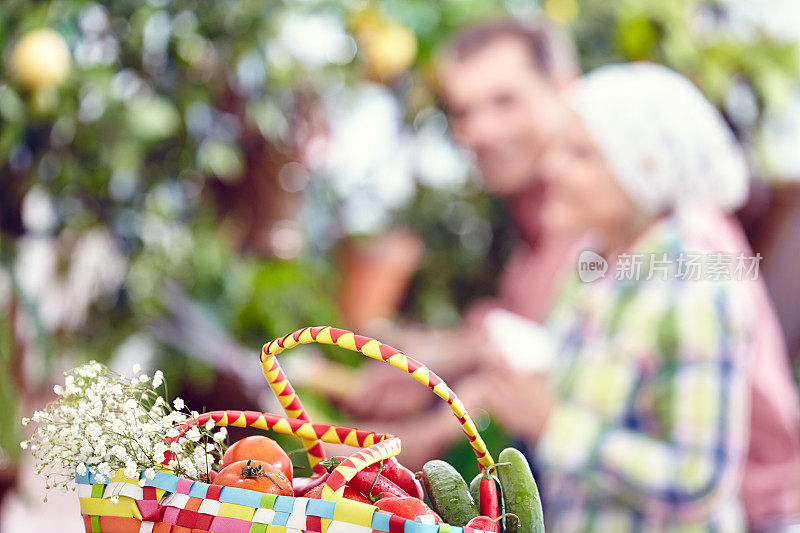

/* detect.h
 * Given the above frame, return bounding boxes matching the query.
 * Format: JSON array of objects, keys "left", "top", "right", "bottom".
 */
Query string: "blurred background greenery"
[{"left": 1, "top": 0, "right": 800, "bottom": 489}]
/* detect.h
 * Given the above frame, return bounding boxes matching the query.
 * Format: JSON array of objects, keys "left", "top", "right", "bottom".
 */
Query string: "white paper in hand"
[{"left": 484, "top": 309, "right": 555, "bottom": 372}]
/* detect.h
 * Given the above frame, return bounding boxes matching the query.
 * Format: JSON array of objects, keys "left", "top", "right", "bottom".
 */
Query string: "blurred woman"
[{"left": 460, "top": 62, "right": 800, "bottom": 531}]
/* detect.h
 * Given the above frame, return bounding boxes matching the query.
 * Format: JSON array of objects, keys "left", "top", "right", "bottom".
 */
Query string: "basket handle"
[
  {"left": 259, "top": 335, "right": 328, "bottom": 474},
  {"left": 261, "top": 326, "right": 495, "bottom": 473},
  {"left": 173, "top": 409, "right": 402, "bottom": 501}
]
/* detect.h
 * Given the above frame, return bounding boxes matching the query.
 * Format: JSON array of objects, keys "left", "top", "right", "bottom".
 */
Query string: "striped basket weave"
[{"left": 76, "top": 326, "right": 499, "bottom": 533}]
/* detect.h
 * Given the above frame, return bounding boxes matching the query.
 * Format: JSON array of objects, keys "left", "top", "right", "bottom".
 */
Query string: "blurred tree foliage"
[
  {"left": 1, "top": 0, "right": 798, "bottom": 464},
  {"left": 1, "top": 0, "right": 351, "bottom": 463},
  {"left": 572, "top": 0, "right": 799, "bottom": 139}
]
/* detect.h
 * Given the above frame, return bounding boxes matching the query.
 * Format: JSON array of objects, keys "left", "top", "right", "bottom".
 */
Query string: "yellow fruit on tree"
[
  {"left": 360, "top": 23, "right": 417, "bottom": 81},
  {"left": 11, "top": 28, "right": 72, "bottom": 90},
  {"left": 348, "top": 6, "right": 383, "bottom": 34}
]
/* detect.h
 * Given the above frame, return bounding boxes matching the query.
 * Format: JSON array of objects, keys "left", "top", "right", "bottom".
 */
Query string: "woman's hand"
[
  {"left": 457, "top": 369, "right": 558, "bottom": 443},
  {"left": 340, "top": 326, "right": 493, "bottom": 420},
  {"left": 342, "top": 361, "right": 434, "bottom": 419}
]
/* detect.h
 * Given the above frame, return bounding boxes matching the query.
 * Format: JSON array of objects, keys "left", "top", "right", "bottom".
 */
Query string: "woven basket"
[{"left": 76, "top": 326, "right": 502, "bottom": 533}]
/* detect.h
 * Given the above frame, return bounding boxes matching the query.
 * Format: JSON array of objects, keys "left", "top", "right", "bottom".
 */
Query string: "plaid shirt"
[{"left": 537, "top": 211, "right": 752, "bottom": 532}]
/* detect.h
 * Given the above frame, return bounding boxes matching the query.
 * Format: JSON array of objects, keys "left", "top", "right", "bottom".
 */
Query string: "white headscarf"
[{"left": 567, "top": 62, "right": 749, "bottom": 214}]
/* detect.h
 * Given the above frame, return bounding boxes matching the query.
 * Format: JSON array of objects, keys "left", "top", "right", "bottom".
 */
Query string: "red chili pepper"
[
  {"left": 321, "top": 457, "right": 410, "bottom": 501},
  {"left": 293, "top": 472, "right": 329, "bottom": 496},
  {"left": 363, "top": 457, "right": 424, "bottom": 500},
  {"left": 349, "top": 466, "right": 410, "bottom": 501},
  {"left": 466, "top": 515, "right": 499, "bottom": 532},
  {"left": 479, "top": 475, "right": 499, "bottom": 519}
]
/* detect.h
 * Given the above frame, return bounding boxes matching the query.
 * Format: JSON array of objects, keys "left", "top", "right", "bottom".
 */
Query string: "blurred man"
[
  {"left": 439, "top": 20, "right": 580, "bottom": 325},
  {"left": 341, "top": 19, "right": 582, "bottom": 458}
]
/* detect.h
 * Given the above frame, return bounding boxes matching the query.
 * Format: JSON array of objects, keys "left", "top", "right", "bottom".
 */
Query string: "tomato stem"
[
  {"left": 319, "top": 457, "right": 342, "bottom": 471},
  {"left": 240, "top": 460, "right": 280, "bottom": 488}
]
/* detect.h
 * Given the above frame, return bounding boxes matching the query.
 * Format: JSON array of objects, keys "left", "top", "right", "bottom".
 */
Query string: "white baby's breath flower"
[
  {"left": 110, "top": 445, "right": 126, "bottom": 459},
  {"left": 138, "top": 375, "right": 149, "bottom": 383},
  {"left": 123, "top": 398, "right": 138, "bottom": 413},
  {"left": 97, "top": 462, "right": 112, "bottom": 477},
  {"left": 186, "top": 427, "right": 201, "bottom": 443},
  {"left": 145, "top": 468, "right": 156, "bottom": 480},
  {"left": 124, "top": 462, "right": 138, "bottom": 479},
  {"left": 205, "top": 419, "right": 215, "bottom": 431},
  {"left": 132, "top": 363, "right": 141, "bottom": 375},
  {"left": 53, "top": 384, "right": 63, "bottom": 395},
  {"left": 20, "top": 441, "right": 28, "bottom": 450},
  {"left": 22, "top": 362, "right": 221, "bottom": 494},
  {"left": 21, "top": 417, "right": 30, "bottom": 426}
]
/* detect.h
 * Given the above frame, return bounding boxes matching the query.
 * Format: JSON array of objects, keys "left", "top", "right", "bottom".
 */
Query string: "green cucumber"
[
  {"left": 496, "top": 448, "right": 544, "bottom": 533},
  {"left": 469, "top": 472, "right": 481, "bottom": 506},
  {"left": 420, "top": 459, "right": 478, "bottom": 526}
]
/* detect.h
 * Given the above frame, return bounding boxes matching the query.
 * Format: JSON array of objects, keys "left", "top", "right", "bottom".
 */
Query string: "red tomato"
[
  {"left": 222, "top": 436, "right": 293, "bottom": 483},
  {"left": 375, "top": 496, "right": 441, "bottom": 523},
  {"left": 466, "top": 515, "right": 500, "bottom": 532},
  {"left": 213, "top": 460, "right": 293, "bottom": 495},
  {"left": 304, "top": 483, "right": 372, "bottom": 504}
]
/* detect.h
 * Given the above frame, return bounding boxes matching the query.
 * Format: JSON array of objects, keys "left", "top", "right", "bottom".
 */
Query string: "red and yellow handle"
[
  {"left": 261, "top": 326, "right": 495, "bottom": 471},
  {"left": 175, "top": 325, "right": 494, "bottom": 502}
]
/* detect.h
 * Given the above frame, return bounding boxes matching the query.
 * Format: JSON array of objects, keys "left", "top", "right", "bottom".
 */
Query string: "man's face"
[{"left": 441, "top": 38, "right": 562, "bottom": 196}]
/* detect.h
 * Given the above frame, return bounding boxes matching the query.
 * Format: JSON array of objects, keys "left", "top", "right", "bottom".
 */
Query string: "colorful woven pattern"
[
  {"left": 77, "top": 467, "right": 494, "bottom": 533},
  {"left": 262, "top": 326, "right": 494, "bottom": 469}
]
